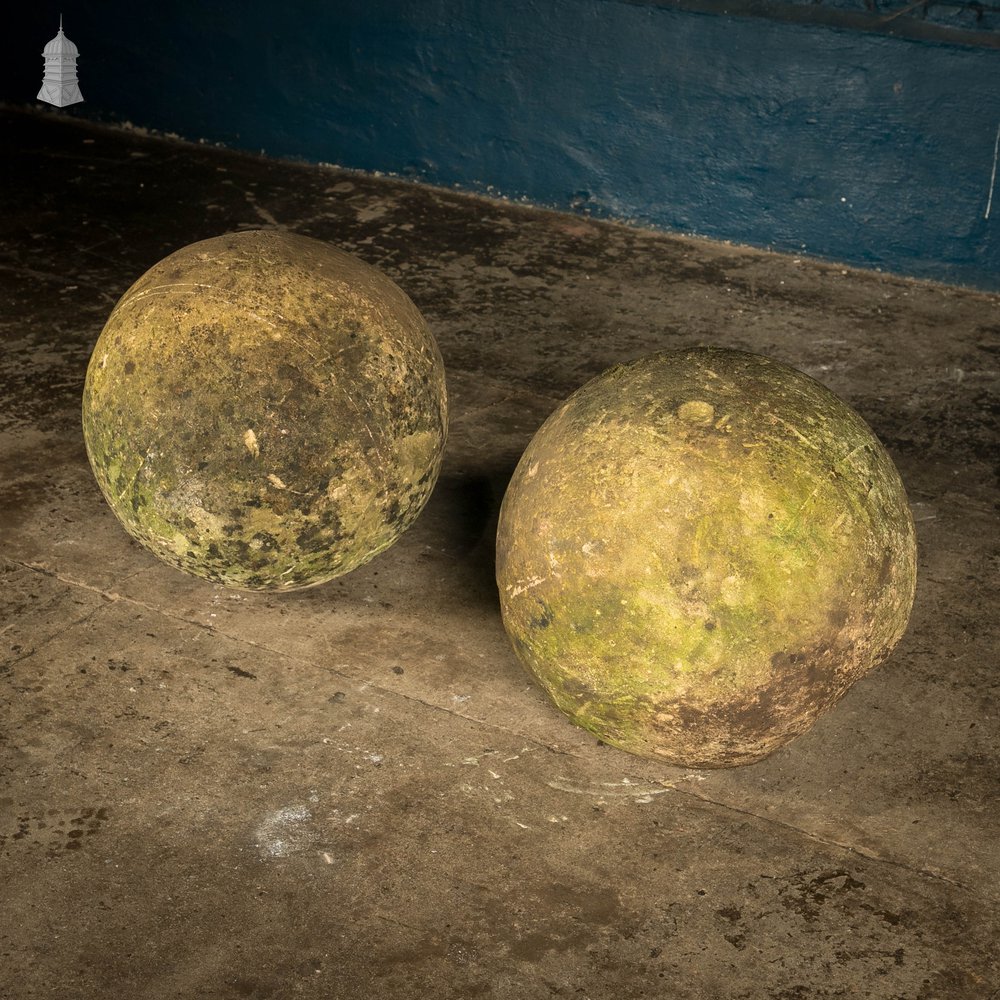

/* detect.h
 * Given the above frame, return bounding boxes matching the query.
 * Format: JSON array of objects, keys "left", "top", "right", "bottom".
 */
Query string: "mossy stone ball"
[
  {"left": 496, "top": 348, "right": 916, "bottom": 768},
  {"left": 83, "top": 230, "right": 448, "bottom": 591}
]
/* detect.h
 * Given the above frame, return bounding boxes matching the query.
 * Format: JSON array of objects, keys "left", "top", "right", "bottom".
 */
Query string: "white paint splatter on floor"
[{"left": 254, "top": 804, "right": 313, "bottom": 859}]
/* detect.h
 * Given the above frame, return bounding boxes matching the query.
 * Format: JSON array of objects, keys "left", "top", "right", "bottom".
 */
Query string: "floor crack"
[
  {"left": 10, "top": 560, "right": 998, "bottom": 907},
  {"left": 668, "top": 783, "right": 992, "bottom": 901}
]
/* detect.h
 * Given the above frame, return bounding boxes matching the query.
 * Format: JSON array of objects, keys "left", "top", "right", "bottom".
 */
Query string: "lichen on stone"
[
  {"left": 83, "top": 229, "right": 448, "bottom": 591},
  {"left": 496, "top": 347, "right": 917, "bottom": 767}
]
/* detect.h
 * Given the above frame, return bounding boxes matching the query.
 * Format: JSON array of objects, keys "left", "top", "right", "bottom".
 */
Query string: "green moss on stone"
[
  {"left": 496, "top": 348, "right": 917, "bottom": 768},
  {"left": 83, "top": 230, "right": 447, "bottom": 591}
]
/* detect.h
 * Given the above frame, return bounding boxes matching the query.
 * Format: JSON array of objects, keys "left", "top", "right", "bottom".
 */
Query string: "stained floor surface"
[{"left": 1, "top": 105, "right": 998, "bottom": 1000}]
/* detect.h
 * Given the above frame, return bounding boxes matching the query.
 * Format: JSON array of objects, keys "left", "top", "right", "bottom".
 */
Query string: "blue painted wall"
[{"left": 4, "top": 1, "right": 1000, "bottom": 289}]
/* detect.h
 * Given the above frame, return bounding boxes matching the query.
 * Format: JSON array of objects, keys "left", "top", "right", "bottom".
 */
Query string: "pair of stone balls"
[{"left": 83, "top": 231, "right": 916, "bottom": 767}]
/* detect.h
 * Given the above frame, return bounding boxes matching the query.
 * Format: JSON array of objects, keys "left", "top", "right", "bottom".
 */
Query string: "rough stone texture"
[
  {"left": 496, "top": 348, "right": 917, "bottom": 767},
  {"left": 83, "top": 230, "right": 447, "bottom": 591},
  {"left": 1, "top": 105, "right": 999, "bottom": 1000}
]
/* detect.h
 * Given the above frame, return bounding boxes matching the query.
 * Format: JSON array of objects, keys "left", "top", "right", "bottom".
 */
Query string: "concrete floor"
[{"left": 1, "top": 104, "right": 998, "bottom": 1000}]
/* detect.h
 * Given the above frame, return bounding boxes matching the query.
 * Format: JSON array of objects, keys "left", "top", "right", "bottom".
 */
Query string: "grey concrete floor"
[{"left": 1, "top": 105, "right": 998, "bottom": 1000}]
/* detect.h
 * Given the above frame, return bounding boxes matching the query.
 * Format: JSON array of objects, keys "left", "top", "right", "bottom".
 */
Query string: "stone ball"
[
  {"left": 83, "top": 230, "right": 448, "bottom": 591},
  {"left": 496, "top": 348, "right": 916, "bottom": 767}
]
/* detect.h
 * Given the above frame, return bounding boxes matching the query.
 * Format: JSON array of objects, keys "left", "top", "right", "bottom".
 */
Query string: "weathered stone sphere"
[
  {"left": 83, "top": 230, "right": 447, "bottom": 591},
  {"left": 496, "top": 348, "right": 916, "bottom": 767}
]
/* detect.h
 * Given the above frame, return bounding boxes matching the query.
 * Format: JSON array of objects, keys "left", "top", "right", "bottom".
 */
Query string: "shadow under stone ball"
[
  {"left": 495, "top": 348, "right": 917, "bottom": 768},
  {"left": 82, "top": 230, "right": 448, "bottom": 591}
]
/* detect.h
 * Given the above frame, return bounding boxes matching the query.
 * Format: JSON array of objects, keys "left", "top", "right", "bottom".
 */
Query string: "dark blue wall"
[{"left": 5, "top": 1, "right": 1000, "bottom": 289}]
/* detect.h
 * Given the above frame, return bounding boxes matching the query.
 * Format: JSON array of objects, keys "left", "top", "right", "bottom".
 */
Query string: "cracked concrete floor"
[{"left": 1, "top": 105, "right": 999, "bottom": 1000}]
